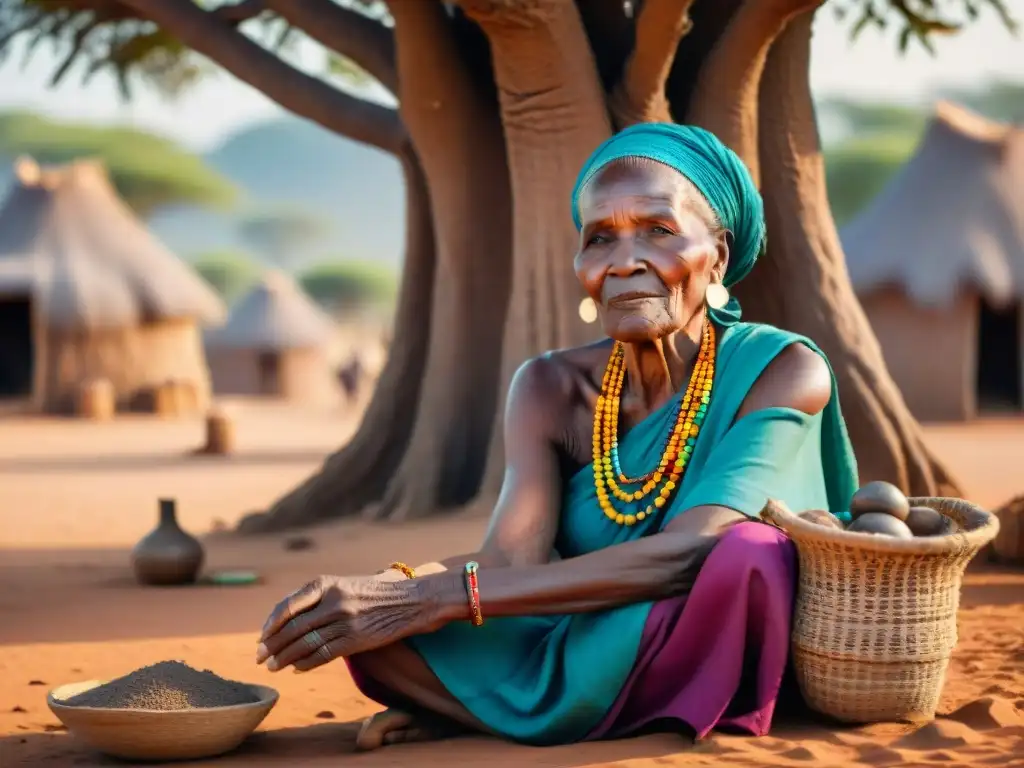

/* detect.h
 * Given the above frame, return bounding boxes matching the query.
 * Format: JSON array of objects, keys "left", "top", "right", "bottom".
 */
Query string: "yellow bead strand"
[{"left": 592, "top": 321, "right": 716, "bottom": 526}]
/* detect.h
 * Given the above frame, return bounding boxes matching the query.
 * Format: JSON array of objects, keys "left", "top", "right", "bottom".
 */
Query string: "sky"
[{"left": 0, "top": 8, "right": 1020, "bottom": 151}]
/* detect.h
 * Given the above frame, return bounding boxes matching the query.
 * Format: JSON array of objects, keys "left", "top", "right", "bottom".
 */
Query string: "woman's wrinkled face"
[{"left": 574, "top": 159, "right": 729, "bottom": 344}]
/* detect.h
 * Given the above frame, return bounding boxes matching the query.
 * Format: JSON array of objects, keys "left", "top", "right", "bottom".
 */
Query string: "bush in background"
[
  {"left": 192, "top": 250, "right": 260, "bottom": 302},
  {"left": 299, "top": 260, "right": 397, "bottom": 313}
]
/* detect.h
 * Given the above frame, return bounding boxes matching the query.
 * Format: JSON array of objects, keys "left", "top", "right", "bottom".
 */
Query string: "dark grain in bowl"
[{"left": 61, "top": 661, "right": 259, "bottom": 711}]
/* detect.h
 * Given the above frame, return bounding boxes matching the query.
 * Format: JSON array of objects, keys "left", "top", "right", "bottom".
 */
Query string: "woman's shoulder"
[
  {"left": 507, "top": 340, "right": 612, "bottom": 425},
  {"left": 725, "top": 323, "right": 832, "bottom": 417}
]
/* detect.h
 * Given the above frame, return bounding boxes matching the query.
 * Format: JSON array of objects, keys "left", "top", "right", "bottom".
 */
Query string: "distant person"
[
  {"left": 255, "top": 124, "right": 858, "bottom": 749},
  {"left": 337, "top": 355, "right": 363, "bottom": 403}
]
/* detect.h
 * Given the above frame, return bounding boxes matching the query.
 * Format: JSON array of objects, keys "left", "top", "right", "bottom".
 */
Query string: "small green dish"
[{"left": 203, "top": 570, "right": 261, "bottom": 586}]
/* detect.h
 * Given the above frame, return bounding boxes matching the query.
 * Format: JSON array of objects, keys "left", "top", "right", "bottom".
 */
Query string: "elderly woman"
[{"left": 255, "top": 123, "right": 858, "bottom": 749}]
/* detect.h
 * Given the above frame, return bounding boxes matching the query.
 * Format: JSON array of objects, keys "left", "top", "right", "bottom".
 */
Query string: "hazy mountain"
[{"left": 150, "top": 116, "right": 405, "bottom": 268}]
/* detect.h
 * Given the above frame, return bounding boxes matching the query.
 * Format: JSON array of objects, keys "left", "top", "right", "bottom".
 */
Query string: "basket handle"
[{"left": 759, "top": 499, "right": 797, "bottom": 530}]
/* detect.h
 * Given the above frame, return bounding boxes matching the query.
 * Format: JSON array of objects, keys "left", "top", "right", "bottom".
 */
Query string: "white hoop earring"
[{"left": 705, "top": 282, "right": 729, "bottom": 310}]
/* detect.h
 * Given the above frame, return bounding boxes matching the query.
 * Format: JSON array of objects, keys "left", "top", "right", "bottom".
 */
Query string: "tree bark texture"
[
  {"left": 367, "top": 1, "right": 514, "bottom": 521},
  {"left": 732, "top": 10, "right": 961, "bottom": 496},
  {"left": 166, "top": 0, "right": 959, "bottom": 531}
]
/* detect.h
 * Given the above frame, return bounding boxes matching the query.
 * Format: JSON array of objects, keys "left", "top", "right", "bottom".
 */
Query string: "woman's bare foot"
[{"left": 355, "top": 708, "right": 465, "bottom": 750}]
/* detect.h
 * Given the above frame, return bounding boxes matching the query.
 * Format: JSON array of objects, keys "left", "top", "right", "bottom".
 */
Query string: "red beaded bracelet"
[{"left": 464, "top": 561, "right": 484, "bottom": 627}]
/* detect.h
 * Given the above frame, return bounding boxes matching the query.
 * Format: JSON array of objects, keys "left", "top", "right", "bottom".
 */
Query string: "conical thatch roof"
[
  {"left": 206, "top": 270, "right": 335, "bottom": 350},
  {"left": 0, "top": 156, "right": 225, "bottom": 330},
  {"left": 843, "top": 102, "right": 1024, "bottom": 308}
]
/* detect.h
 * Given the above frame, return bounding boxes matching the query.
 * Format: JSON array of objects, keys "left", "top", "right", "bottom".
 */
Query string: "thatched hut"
[
  {"left": 843, "top": 102, "right": 1024, "bottom": 422},
  {"left": 205, "top": 271, "right": 338, "bottom": 403},
  {"left": 0, "top": 157, "right": 226, "bottom": 413}
]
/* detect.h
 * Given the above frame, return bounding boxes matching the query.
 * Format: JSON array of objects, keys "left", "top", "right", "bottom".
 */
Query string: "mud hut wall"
[
  {"left": 277, "top": 347, "right": 339, "bottom": 405},
  {"left": 207, "top": 348, "right": 263, "bottom": 396},
  {"left": 208, "top": 347, "right": 338, "bottom": 404},
  {"left": 40, "top": 318, "right": 212, "bottom": 413},
  {"left": 859, "top": 287, "right": 976, "bottom": 422}
]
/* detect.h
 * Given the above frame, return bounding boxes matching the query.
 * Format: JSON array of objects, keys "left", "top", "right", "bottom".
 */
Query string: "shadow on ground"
[
  {"left": 0, "top": 449, "right": 331, "bottom": 474},
  {"left": 0, "top": 721, "right": 697, "bottom": 768}
]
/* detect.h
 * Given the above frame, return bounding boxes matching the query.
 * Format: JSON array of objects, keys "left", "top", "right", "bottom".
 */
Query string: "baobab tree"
[{"left": 4, "top": 0, "right": 1013, "bottom": 529}]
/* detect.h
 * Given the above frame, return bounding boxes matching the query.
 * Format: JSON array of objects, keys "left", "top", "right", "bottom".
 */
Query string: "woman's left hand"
[{"left": 255, "top": 574, "right": 434, "bottom": 672}]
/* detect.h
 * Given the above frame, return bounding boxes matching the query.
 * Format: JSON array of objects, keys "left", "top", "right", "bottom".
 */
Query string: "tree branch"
[
  {"left": 687, "top": 0, "right": 824, "bottom": 184},
  {"left": 213, "top": 0, "right": 267, "bottom": 25},
  {"left": 117, "top": 0, "right": 406, "bottom": 153},
  {"left": 262, "top": 0, "right": 398, "bottom": 94},
  {"left": 609, "top": 0, "right": 695, "bottom": 129}
]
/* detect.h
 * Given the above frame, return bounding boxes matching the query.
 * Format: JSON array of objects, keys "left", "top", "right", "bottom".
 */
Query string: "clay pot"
[{"left": 131, "top": 499, "right": 205, "bottom": 586}]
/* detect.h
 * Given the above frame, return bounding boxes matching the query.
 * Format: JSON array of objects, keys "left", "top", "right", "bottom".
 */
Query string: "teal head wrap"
[{"left": 571, "top": 123, "right": 765, "bottom": 326}]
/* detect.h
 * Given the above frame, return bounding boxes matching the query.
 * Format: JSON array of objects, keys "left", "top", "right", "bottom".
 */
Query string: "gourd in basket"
[{"left": 762, "top": 489, "right": 1000, "bottom": 725}]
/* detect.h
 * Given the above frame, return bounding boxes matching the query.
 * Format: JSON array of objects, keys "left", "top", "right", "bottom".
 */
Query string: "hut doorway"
[
  {"left": 257, "top": 351, "right": 280, "bottom": 395},
  {"left": 0, "top": 295, "right": 34, "bottom": 398},
  {"left": 976, "top": 298, "right": 1022, "bottom": 412}
]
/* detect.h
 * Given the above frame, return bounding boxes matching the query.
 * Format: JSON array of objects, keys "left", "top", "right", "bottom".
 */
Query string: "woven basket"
[{"left": 761, "top": 497, "right": 999, "bottom": 724}]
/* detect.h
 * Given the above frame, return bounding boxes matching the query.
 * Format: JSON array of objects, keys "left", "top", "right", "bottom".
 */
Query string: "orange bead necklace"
[{"left": 592, "top": 320, "right": 716, "bottom": 526}]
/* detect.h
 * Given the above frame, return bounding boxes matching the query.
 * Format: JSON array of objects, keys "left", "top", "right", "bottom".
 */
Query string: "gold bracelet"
[{"left": 388, "top": 561, "right": 416, "bottom": 580}]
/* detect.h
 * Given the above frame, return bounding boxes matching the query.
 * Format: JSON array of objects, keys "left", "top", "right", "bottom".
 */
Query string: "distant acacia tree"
[
  {"left": 0, "top": 112, "right": 236, "bottom": 217},
  {"left": 4, "top": 0, "right": 1014, "bottom": 529},
  {"left": 300, "top": 260, "right": 398, "bottom": 313},
  {"left": 192, "top": 249, "right": 260, "bottom": 302},
  {"left": 237, "top": 207, "right": 332, "bottom": 269}
]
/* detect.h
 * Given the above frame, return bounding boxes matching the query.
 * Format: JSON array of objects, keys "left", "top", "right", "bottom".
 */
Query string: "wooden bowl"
[{"left": 47, "top": 680, "right": 279, "bottom": 761}]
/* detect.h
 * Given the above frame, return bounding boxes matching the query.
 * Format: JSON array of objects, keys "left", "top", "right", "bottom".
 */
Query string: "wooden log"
[
  {"left": 76, "top": 378, "right": 115, "bottom": 421},
  {"left": 202, "top": 406, "right": 236, "bottom": 455}
]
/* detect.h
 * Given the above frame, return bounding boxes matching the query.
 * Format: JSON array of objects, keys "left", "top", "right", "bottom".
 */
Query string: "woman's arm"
[
  {"left": 402, "top": 356, "right": 573, "bottom": 578},
  {"left": 420, "top": 343, "right": 831, "bottom": 622},
  {"left": 425, "top": 505, "right": 738, "bottom": 620},
  {"left": 255, "top": 344, "right": 832, "bottom": 668}
]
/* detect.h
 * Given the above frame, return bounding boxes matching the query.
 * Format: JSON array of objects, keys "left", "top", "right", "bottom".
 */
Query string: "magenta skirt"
[
  {"left": 587, "top": 521, "right": 797, "bottom": 739},
  {"left": 349, "top": 522, "right": 797, "bottom": 742}
]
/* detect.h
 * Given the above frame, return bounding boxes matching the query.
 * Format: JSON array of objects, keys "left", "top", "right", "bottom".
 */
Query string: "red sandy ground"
[{"left": 1, "top": 402, "right": 1022, "bottom": 767}]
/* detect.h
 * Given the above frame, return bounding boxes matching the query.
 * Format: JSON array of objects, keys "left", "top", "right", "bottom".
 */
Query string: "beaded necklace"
[{"left": 592, "top": 320, "right": 716, "bottom": 526}]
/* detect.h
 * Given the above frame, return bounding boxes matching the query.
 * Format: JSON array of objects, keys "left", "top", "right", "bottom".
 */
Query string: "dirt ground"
[{"left": 1, "top": 403, "right": 1022, "bottom": 767}]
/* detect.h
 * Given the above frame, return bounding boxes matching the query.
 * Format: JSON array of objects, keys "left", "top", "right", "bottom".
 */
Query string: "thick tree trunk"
[
  {"left": 461, "top": 0, "right": 611, "bottom": 498},
  {"left": 239, "top": 144, "right": 437, "bottom": 532},
  {"left": 734, "top": 10, "right": 962, "bottom": 496},
  {"left": 236, "top": 0, "right": 959, "bottom": 535},
  {"left": 367, "top": 1, "right": 513, "bottom": 522},
  {"left": 466, "top": 1, "right": 608, "bottom": 359},
  {"left": 609, "top": 0, "right": 695, "bottom": 128},
  {"left": 688, "top": 0, "right": 824, "bottom": 179}
]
